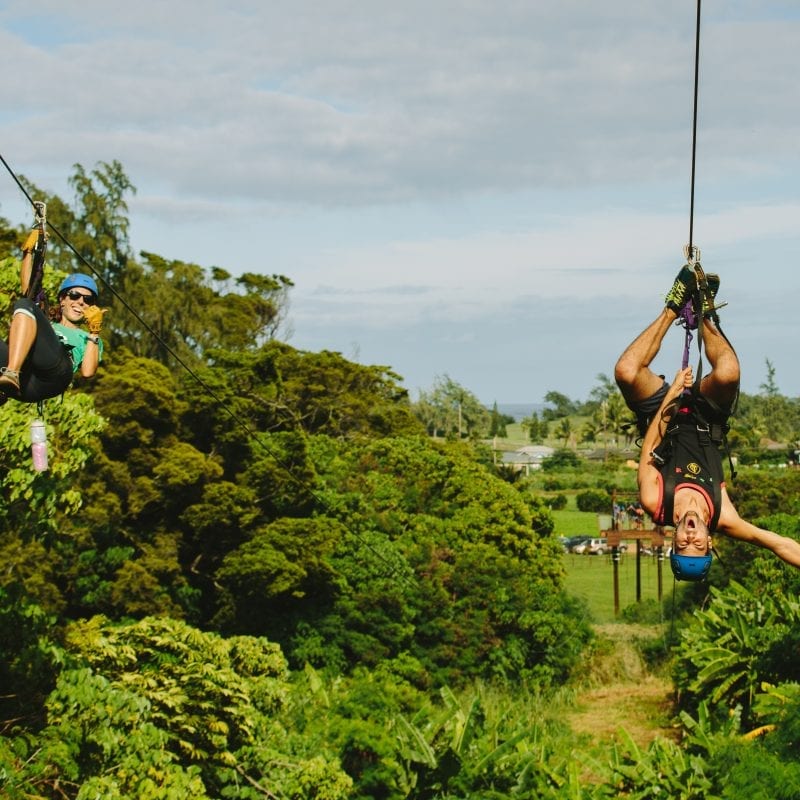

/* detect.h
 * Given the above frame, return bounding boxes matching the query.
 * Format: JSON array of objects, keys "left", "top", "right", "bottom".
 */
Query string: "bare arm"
[
  {"left": 637, "top": 367, "right": 693, "bottom": 514},
  {"left": 20, "top": 249, "right": 33, "bottom": 295},
  {"left": 717, "top": 489, "right": 800, "bottom": 568},
  {"left": 19, "top": 229, "right": 42, "bottom": 294},
  {"left": 79, "top": 338, "right": 100, "bottom": 378}
]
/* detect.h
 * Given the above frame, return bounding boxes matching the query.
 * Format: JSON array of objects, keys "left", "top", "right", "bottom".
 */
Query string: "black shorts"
[
  {"left": 0, "top": 299, "right": 74, "bottom": 403},
  {"left": 630, "top": 380, "right": 733, "bottom": 439}
]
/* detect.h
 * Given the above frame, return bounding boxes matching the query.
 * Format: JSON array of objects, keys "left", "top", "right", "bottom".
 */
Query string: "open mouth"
[{"left": 676, "top": 511, "right": 707, "bottom": 553}]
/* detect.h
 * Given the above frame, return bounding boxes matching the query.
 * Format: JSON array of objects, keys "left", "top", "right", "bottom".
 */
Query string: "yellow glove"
[
  {"left": 22, "top": 229, "right": 41, "bottom": 253},
  {"left": 83, "top": 305, "right": 107, "bottom": 334}
]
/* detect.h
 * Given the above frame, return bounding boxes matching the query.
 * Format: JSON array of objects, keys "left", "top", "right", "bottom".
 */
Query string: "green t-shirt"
[{"left": 51, "top": 322, "right": 104, "bottom": 373}]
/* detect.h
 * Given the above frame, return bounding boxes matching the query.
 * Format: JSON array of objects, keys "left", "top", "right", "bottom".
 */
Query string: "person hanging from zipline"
[
  {"left": 0, "top": 227, "right": 106, "bottom": 403},
  {"left": 614, "top": 263, "right": 800, "bottom": 581}
]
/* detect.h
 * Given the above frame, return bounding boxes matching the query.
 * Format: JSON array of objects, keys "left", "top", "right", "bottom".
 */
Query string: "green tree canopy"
[{"left": 414, "top": 374, "right": 491, "bottom": 439}]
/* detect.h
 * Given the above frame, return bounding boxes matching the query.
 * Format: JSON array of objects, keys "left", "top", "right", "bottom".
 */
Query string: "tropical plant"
[
  {"left": 607, "top": 727, "right": 719, "bottom": 800},
  {"left": 0, "top": 615, "right": 353, "bottom": 799},
  {"left": 673, "top": 581, "right": 800, "bottom": 723}
]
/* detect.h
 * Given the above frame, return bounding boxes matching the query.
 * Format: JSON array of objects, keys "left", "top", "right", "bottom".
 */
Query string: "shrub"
[
  {"left": 576, "top": 488, "right": 610, "bottom": 513},
  {"left": 541, "top": 449, "right": 582, "bottom": 470},
  {"left": 545, "top": 493, "right": 567, "bottom": 510}
]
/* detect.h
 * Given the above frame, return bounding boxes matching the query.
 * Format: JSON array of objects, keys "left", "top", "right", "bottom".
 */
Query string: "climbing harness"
[
  {"left": 671, "top": 253, "right": 738, "bottom": 464},
  {"left": 674, "top": 250, "right": 730, "bottom": 401},
  {"left": 658, "top": 264, "right": 737, "bottom": 584},
  {"left": 24, "top": 201, "right": 48, "bottom": 309}
]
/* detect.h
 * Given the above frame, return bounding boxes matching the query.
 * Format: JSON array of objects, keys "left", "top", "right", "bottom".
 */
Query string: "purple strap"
[
  {"left": 682, "top": 327, "right": 693, "bottom": 370},
  {"left": 678, "top": 299, "right": 700, "bottom": 403},
  {"left": 678, "top": 299, "right": 698, "bottom": 370}
]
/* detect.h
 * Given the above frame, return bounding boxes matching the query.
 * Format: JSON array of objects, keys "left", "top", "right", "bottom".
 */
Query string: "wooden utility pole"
[{"left": 604, "top": 489, "right": 667, "bottom": 616}]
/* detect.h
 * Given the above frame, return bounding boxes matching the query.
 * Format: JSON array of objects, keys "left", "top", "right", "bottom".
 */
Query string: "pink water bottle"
[{"left": 30, "top": 419, "right": 48, "bottom": 472}]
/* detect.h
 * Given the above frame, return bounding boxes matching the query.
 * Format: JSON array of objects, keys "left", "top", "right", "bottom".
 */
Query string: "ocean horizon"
[{"left": 493, "top": 403, "right": 546, "bottom": 422}]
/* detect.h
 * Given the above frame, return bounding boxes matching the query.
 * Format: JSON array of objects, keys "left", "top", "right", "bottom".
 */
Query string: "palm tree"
[{"left": 556, "top": 417, "right": 572, "bottom": 447}]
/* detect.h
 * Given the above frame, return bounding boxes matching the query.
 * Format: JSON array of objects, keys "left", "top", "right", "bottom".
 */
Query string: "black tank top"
[{"left": 654, "top": 409, "right": 724, "bottom": 531}]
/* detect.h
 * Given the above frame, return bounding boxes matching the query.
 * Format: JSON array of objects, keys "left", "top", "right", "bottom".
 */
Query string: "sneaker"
[
  {"left": 0, "top": 367, "right": 20, "bottom": 395},
  {"left": 664, "top": 265, "right": 696, "bottom": 313},
  {"left": 702, "top": 273, "right": 720, "bottom": 317}
]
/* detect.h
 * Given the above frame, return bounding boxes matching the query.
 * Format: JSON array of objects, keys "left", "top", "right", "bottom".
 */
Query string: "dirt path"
[
  {"left": 567, "top": 623, "right": 679, "bottom": 749},
  {"left": 568, "top": 676, "right": 677, "bottom": 748}
]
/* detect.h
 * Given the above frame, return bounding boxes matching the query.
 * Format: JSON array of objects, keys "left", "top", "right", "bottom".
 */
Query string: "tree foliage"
[
  {"left": 413, "top": 375, "right": 491, "bottom": 439},
  {"left": 14, "top": 160, "right": 134, "bottom": 283},
  {"left": 1, "top": 615, "right": 352, "bottom": 799},
  {"left": 541, "top": 390, "right": 578, "bottom": 421},
  {"left": 6, "top": 160, "right": 800, "bottom": 798}
]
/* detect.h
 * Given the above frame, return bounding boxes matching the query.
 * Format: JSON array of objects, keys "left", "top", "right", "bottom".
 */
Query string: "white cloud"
[
  {"left": 1, "top": 1, "right": 796, "bottom": 208},
  {"left": 0, "top": 0, "right": 799, "bottom": 402},
  {"left": 286, "top": 200, "right": 800, "bottom": 326}
]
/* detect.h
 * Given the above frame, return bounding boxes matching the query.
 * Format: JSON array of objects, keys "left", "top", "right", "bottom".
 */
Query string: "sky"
[{"left": 1, "top": 1, "right": 799, "bottom": 407}]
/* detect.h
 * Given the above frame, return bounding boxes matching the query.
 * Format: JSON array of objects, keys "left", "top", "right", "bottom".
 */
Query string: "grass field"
[
  {"left": 498, "top": 419, "right": 595, "bottom": 450},
  {"left": 552, "top": 506, "right": 671, "bottom": 624},
  {"left": 562, "top": 552, "right": 671, "bottom": 624},
  {"left": 551, "top": 508, "right": 601, "bottom": 537}
]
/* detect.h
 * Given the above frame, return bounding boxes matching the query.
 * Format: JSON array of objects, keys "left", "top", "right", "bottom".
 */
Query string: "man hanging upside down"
[{"left": 614, "top": 265, "right": 800, "bottom": 580}]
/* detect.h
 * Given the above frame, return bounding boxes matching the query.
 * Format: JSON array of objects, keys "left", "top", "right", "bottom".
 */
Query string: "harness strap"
[
  {"left": 24, "top": 201, "right": 48, "bottom": 309},
  {"left": 676, "top": 256, "right": 710, "bottom": 399},
  {"left": 675, "top": 255, "right": 739, "bottom": 485},
  {"left": 691, "top": 392, "right": 738, "bottom": 483}
]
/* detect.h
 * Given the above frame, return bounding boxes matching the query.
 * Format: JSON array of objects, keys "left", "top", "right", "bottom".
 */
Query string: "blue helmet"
[
  {"left": 58, "top": 273, "right": 98, "bottom": 298},
  {"left": 670, "top": 552, "right": 713, "bottom": 582}
]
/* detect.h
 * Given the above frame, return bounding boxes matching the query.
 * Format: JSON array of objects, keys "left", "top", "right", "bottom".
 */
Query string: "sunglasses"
[{"left": 64, "top": 290, "right": 97, "bottom": 305}]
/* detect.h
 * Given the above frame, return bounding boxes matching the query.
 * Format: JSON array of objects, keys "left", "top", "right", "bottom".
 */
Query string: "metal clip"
[
  {"left": 33, "top": 201, "right": 46, "bottom": 226},
  {"left": 649, "top": 449, "right": 665, "bottom": 466},
  {"left": 683, "top": 244, "right": 701, "bottom": 266},
  {"left": 31, "top": 201, "right": 47, "bottom": 244}
]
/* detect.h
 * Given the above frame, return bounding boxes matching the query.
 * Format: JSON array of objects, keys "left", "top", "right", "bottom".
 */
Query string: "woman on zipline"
[
  {"left": 0, "top": 230, "right": 106, "bottom": 403},
  {"left": 614, "top": 265, "right": 800, "bottom": 580}
]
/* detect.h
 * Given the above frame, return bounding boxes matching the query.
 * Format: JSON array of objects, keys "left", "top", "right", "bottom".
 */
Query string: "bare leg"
[
  {"left": 614, "top": 308, "right": 677, "bottom": 405},
  {"left": 4, "top": 311, "right": 36, "bottom": 371},
  {"left": 698, "top": 317, "right": 740, "bottom": 409}
]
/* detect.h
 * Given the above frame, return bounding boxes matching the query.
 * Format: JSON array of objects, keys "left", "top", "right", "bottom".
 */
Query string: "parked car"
[
  {"left": 563, "top": 535, "right": 592, "bottom": 553},
  {"left": 576, "top": 537, "right": 628, "bottom": 555}
]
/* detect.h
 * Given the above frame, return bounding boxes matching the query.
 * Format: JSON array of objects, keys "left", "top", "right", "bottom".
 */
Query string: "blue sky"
[{"left": 1, "top": 1, "right": 799, "bottom": 405}]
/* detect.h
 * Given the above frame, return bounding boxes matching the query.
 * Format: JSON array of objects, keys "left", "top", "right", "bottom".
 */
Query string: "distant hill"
[{"left": 494, "top": 403, "right": 546, "bottom": 422}]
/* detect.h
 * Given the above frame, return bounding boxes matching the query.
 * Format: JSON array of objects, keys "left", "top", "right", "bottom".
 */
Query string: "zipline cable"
[
  {"left": 0, "top": 153, "right": 415, "bottom": 589},
  {"left": 688, "top": 0, "right": 702, "bottom": 254}
]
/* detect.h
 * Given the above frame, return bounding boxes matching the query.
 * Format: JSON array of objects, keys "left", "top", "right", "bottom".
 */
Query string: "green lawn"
[
  {"left": 497, "top": 417, "right": 594, "bottom": 450},
  {"left": 562, "top": 552, "right": 671, "bottom": 624},
  {"left": 552, "top": 506, "right": 670, "bottom": 624},
  {"left": 551, "top": 508, "right": 601, "bottom": 537}
]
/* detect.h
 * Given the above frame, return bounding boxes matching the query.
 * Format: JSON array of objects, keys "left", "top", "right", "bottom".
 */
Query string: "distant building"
[{"left": 500, "top": 445, "right": 555, "bottom": 475}]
